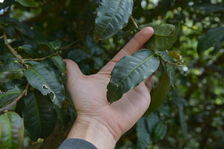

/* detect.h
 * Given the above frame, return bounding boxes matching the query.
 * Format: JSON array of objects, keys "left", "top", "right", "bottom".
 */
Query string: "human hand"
[{"left": 65, "top": 27, "right": 154, "bottom": 149}]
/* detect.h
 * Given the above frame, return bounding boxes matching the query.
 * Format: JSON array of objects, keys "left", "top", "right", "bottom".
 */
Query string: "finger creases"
[{"left": 99, "top": 27, "right": 154, "bottom": 74}]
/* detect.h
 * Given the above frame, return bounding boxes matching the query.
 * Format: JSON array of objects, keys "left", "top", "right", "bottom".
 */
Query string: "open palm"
[{"left": 65, "top": 27, "right": 154, "bottom": 141}]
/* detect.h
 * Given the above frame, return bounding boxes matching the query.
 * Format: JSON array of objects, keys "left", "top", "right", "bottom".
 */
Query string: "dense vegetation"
[{"left": 0, "top": 0, "right": 223, "bottom": 148}]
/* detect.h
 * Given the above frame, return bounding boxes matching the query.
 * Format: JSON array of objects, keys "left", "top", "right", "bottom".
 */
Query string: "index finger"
[{"left": 98, "top": 27, "right": 154, "bottom": 75}]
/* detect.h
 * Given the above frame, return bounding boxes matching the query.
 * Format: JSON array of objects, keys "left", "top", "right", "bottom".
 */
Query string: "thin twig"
[
  {"left": 3, "top": 33, "right": 25, "bottom": 64},
  {"left": 61, "top": 40, "right": 78, "bottom": 50},
  {"left": 23, "top": 53, "right": 58, "bottom": 61},
  {"left": 130, "top": 16, "right": 140, "bottom": 30},
  {"left": 0, "top": 84, "right": 29, "bottom": 113}
]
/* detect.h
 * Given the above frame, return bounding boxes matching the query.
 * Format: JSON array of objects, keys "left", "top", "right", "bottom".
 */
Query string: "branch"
[
  {"left": 130, "top": 16, "right": 140, "bottom": 31},
  {"left": 3, "top": 33, "right": 25, "bottom": 64},
  {"left": 23, "top": 53, "right": 58, "bottom": 61},
  {"left": 0, "top": 84, "right": 29, "bottom": 113}
]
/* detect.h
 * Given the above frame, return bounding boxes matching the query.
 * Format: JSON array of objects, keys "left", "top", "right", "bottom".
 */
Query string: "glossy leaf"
[
  {"left": 147, "top": 70, "right": 170, "bottom": 114},
  {"left": 137, "top": 118, "right": 151, "bottom": 149},
  {"left": 107, "top": 50, "right": 160, "bottom": 102},
  {"left": 153, "top": 122, "right": 167, "bottom": 141},
  {"left": 22, "top": 91, "right": 57, "bottom": 141},
  {"left": 0, "top": 112, "right": 24, "bottom": 149},
  {"left": 0, "top": 87, "right": 21, "bottom": 108},
  {"left": 147, "top": 24, "right": 177, "bottom": 50},
  {"left": 197, "top": 27, "right": 224, "bottom": 54},
  {"left": 94, "top": 0, "right": 134, "bottom": 40},
  {"left": 24, "top": 62, "right": 65, "bottom": 107}
]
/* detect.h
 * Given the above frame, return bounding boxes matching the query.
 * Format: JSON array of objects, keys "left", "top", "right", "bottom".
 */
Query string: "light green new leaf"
[
  {"left": 107, "top": 50, "right": 160, "bottom": 102},
  {"left": 0, "top": 112, "right": 24, "bottom": 149},
  {"left": 137, "top": 118, "right": 151, "bottom": 149},
  {"left": 24, "top": 62, "right": 65, "bottom": 107},
  {"left": 15, "top": 0, "right": 39, "bottom": 7},
  {"left": 147, "top": 24, "right": 177, "bottom": 50},
  {"left": 197, "top": 27, "right": 224, "bottom": 54},
  {"left": 0, "top": 87, "right": 21, "bottom": 108},
  {"left": 94, "top": 0, "right": 133, "bottom": 40},
  {"left": 22, "top": 91, "right": 57, "bottom": 141}
]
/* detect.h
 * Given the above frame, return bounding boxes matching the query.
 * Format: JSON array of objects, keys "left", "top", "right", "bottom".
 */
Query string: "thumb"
[{"left": 64, "top": 59, "right": 83, "bottom": 79}]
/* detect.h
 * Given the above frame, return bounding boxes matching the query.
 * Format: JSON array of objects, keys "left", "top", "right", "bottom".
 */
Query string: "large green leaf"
[
  {"left": 22, "top": 91, "right": 57, "bottom": 141},
  {"left": 24, "top": 62, "right": 65, "bottom": 107},
  {"left": 0, "top": 112, "right": 24, "bottom": 149},
  {"left": 197, "top": 27, "right": 224, "bottom": 54},
  {"left": 0, "top": 87, "right": 21, "bottom": 108},
  {"left": 147, "top": 24, "right": 177, "bottom": 51},
  {"left": 94, "top": 0, "right": 134, "bottom": 40},
  {"left": 147, "top": 70, "right": 170, "bottom": 114},
  {"left": 107, "top": 50, "right": 160, "bottom": 102}
]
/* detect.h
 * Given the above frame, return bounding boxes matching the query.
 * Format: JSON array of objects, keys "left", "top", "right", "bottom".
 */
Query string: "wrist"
[{"left": 67, "top": 116, "right": 117, "bottom": 149}]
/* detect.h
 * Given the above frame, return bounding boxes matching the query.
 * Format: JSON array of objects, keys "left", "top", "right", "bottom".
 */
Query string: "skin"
[{"left": 65, "top": 27, "right": 154, "bottom": 149}]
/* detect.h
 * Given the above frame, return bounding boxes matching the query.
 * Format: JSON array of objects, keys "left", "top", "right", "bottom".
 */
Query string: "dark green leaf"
[
  {"left": 0, "top": 87, "right": 21, "bottom": 108},
  {"left": 147, "top": 24, "right": 177, "bottom": 50},
  {"left": 145, "top": 113, "right": 160, "bottom": 133},
  {"left": 147, "top": 70, "right": 170, "bottom": 114},
  {"left": 137, "top": 118, "right": 151, "bottom": 149},
  {"left": 67, "top": 49, "right": 90, "bottom": 63},
  {"left": 94, "top": 0, "right": 134, "bottom": 40},
  {"left": 0, "top": 112, "right": 24, "bottom": 149},
  {"left": 15, "top": 0, "right": 39, "bottom": 7},
  {"left": 51, "top": 56, "right": 66, "bottom": 74},
  {"left": 153, "top": 122, "right": 167, "bottom": 141},
  {"left": 0, "top": 62, "right": 24, "bottom": 83},
  {"left": 156, "top": 51, "right": 175, "bottom": 63},
  {"left": 22, "top": 91, "right": 57, "bottom": 141},
  {"left": 0, "top": 0, "right": 15, "bottom": 9},
  {"left": 24, "top": 62, "right": 65, "bottom": 107},
  {"left": 197, "top": 27, "right": 224, "bottom": 54},
  {"left": 107, "top": 50, "right": 160, "bottom": 102},
  {"left": 165, "top": 64, "right": 175, "bottom": 87},
  {"left": 194, "top": 4, "right": 224, "bottom": 13},
  {"left": 47, "top": 41, "right": 62, "bottom": 51}
]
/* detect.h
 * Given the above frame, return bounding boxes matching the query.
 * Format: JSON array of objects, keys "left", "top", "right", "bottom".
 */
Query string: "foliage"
[{"left": 0, "top": 0, "right": 224, "bottom": 149}]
